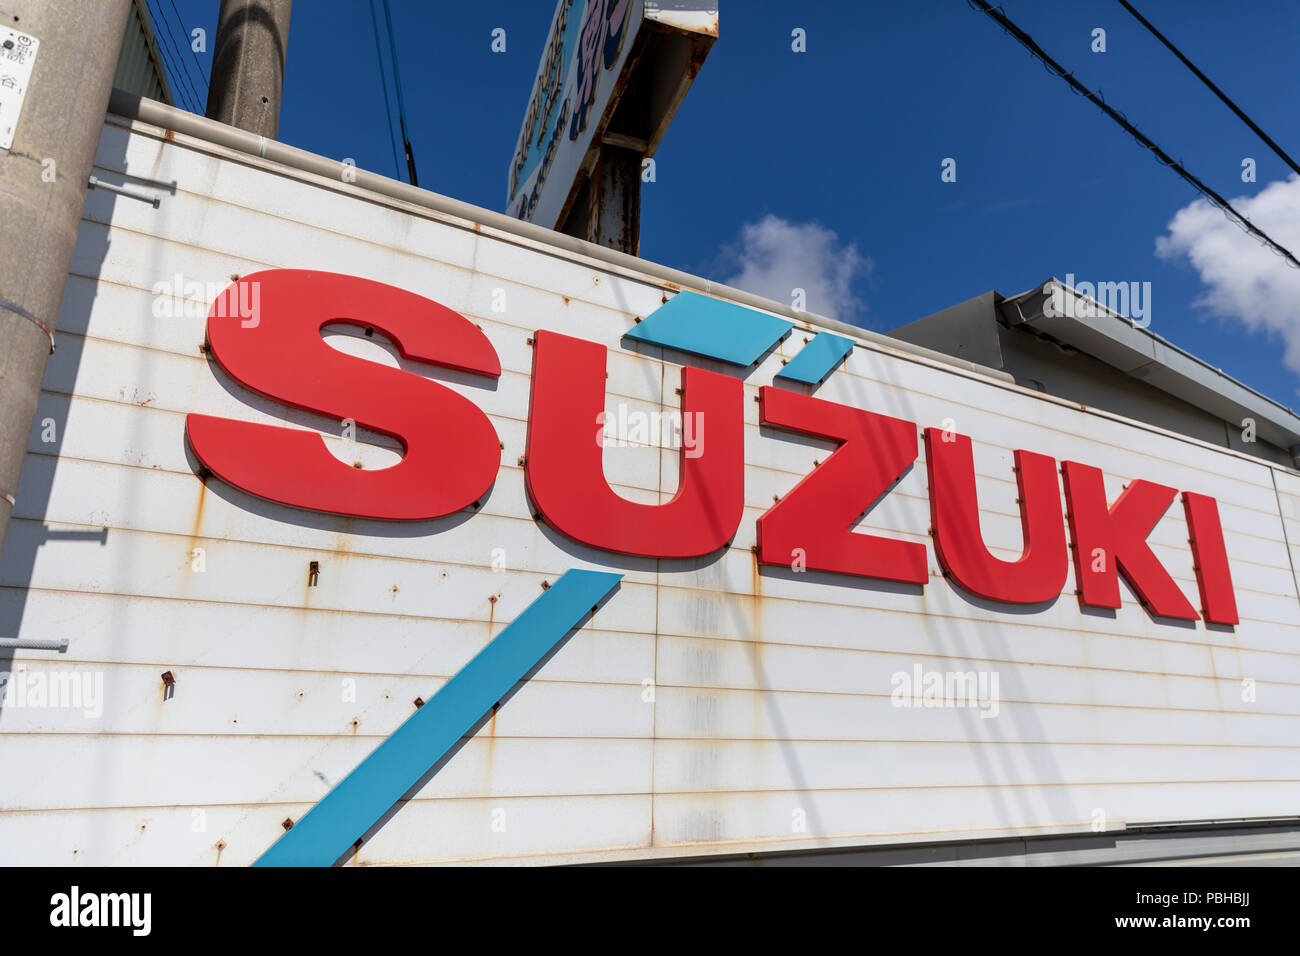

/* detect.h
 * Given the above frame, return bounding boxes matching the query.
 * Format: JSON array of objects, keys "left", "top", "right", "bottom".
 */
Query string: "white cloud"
[
  {"left": 719, "top": 214, "right": 872, "bottom": 322},
  {"left": 1155, "top": 175, "right": 1300, "bottom": 374}
]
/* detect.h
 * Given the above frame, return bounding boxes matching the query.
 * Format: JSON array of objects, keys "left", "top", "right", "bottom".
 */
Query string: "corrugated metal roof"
[{"left": 114, "top": 0, "right": 175, "bottom": 107}]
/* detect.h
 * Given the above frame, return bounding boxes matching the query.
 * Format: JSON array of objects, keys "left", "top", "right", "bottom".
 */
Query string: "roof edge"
[
  {"left": 1003, "top": 277, "right": 1300, "bottom": 456},
  {"left": 104, "top": 89, "right": 1014, "bottom": 387}
]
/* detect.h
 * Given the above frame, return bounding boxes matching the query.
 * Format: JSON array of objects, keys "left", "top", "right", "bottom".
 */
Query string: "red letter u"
[
  {"left": 525, "top": 330, "right": 744, "bottom": 557},
  {"left": 923, "top": 428, "right": 1067, "bottom": 603}
]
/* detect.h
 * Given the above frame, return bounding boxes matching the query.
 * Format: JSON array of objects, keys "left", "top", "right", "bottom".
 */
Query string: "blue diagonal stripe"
[
  {"left": 776, "top": 331, "right": 856, "bottom": 385},
  {"left": 255, "top": 568, "right": 622, "bottom": 867},
  {"left": 624, "top": 290, "right": 794, "bottom": 367}
]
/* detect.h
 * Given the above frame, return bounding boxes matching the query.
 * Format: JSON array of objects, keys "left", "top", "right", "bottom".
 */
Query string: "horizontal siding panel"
[
  {"left": 0, "top": 665, "right": 651, "bottom": 741},
  {"left": 650, "top": 686, "right": 1296, "bottom": 746},
  {"left": 649, "top": 740, "right": 1300, "bottom": 794},
  {"left": 647, "top": 780, "right": 1300, "bottom": 851},
  {"left": 0, "top": 519, "right": 658, "bottom": 631},
  {"left": 0, "top": 734, "right": 653, "bottom": 811},
  {"left": 653, "top": 633, "right": 1300, "bottom": 701},
  {"left": 0, "top": 589, "right": 653, "bottom": 684}
]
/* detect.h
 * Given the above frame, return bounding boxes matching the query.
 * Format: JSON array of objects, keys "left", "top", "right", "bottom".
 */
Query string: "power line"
[
  {"left": 152, "top": 0, "right": 207, "bottom": 102},
  {"left": 368, "top": 0, "right": 404, "bottom": 179},
  {"left": 146, "top": 0, "right": 200, "bottom": 111},
  {"left": 1116, "top": 0, "right": 1300, "bottom": 179},
  {"left": 147, "top": 0, "right": 202, "bottom": 112},
  {"left": 144, "top": 3, "right": 194, "bottom": 111},
  {"left": 164, "top": 0, "right": 212, "bottom": 101},
  {"left": 160, "top": 40, "right": 200, "bottom": 113},
  {"left": 380, "top": 0, "right": 420, "bottom": 186},
  {"left": 967, "top": 0, "right": 1300, "bottom": 271}
]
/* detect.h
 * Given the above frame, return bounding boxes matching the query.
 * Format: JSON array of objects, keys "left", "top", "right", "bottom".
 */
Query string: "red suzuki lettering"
[
  {"left": 186, "top": 269, "right": 502, "bottom": 520},
  {"left": 756, "top": 387, "right": 927, "bottom": 583},
  {"left": 524, "top": 329, "right": 743, "bottom": 557},
  {"left": 1182, "top": 491, "right": 1240, "bottom": 625},
  {"left": 1061, "top": 462, "right": 1198, "bottom": 620},
  {"left": 182, "top": 269, "right": 1239, "bottom": 628},
  {"left": 924, "top": 429, "right": 1067, "bottom": 603}
]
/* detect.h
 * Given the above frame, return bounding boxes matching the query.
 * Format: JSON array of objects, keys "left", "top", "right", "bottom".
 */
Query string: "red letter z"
[{"left": 756, "top": 387, "right": 927, "bottom": 584}]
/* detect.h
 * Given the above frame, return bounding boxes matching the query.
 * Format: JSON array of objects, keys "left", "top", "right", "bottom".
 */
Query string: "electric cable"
[
  {"left": 162, "top": 0, "right": 211, "bottom": 102},
  {"left": 147, "top": 0, "right": 202, "bottom": 113},
  {"left": 369, "top": 0, "right": 404, "bottom": 179},
  {"left": 968, "top": 0, "right": 1300, "bottom": 270},
  {"left": 1116, "top": 0, "right": 1300, "bottom": 179},
  {"left": 380, "top": 0, "right": 420, "bottom": 186}
]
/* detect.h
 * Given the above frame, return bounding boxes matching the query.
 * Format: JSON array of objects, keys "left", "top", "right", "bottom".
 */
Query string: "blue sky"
[{"left": 160, "top": 0, "right": 1300, "bottom": 407}]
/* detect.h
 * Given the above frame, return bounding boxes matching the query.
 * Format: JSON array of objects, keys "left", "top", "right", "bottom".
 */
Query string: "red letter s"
[{"left": 186, "top": 270, "right": 501, "bottom": 520}]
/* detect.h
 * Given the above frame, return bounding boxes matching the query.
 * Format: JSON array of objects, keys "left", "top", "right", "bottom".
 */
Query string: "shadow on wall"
[{"left": 0, "top": 126, "right": 169, "bottom": 726}]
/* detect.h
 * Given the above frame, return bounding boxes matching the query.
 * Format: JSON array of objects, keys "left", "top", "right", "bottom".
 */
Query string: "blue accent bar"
[
  {"left": 255, "top": 569, "right": 623, "bottom": 867},
  {"left": 776, "top": 331, "right": 856, "bottom": 385},
  {"left": 624, "top": 290, "right": 794, "bottom": 367}
]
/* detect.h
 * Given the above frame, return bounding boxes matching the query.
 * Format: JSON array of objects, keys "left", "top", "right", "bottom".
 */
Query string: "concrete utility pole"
[
  {"left": 206, "top": 0, "right": 292, "bottom": 138},
  {"left": 0, "top": 0, "right": 134, "bottom": 557}
]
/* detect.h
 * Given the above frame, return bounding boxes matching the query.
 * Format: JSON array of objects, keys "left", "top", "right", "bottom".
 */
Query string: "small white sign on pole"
[{"left": 0, "top": 27, "right": 39, "bottom": 150}]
